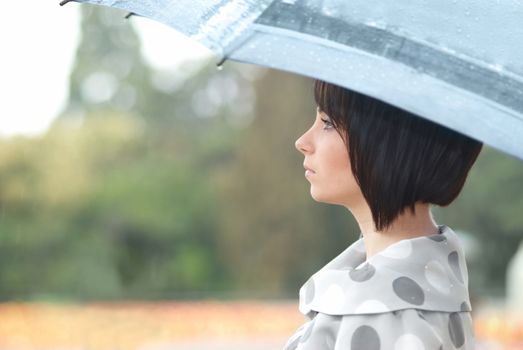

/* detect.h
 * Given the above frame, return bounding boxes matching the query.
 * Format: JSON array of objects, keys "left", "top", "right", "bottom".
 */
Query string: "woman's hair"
[{"left": 313, "top": 79, "right": 483, "bottom": 232}]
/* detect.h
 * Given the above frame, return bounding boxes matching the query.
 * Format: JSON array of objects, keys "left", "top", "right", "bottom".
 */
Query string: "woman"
[{"left": 286, "top": 80, "right": 483, "bottom": 350}]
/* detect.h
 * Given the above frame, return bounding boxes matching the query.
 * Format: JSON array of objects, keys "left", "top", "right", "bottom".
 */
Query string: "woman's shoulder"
[{"left": 284, "top": 308, "right": 475, "bottom": 350}]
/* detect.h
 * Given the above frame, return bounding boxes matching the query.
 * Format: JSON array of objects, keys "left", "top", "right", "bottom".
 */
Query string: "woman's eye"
[{"left": 321, "top": 118, "right": 334, "bottom": 129}]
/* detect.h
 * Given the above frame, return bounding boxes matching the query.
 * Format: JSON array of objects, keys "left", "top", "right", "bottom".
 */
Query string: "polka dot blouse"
[{"left": 284, "top": 224, "right": 474, "bottom": 350}]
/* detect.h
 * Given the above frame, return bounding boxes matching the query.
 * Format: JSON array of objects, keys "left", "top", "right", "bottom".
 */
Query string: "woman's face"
[{"left": 295, "top": 107, "right": 362, "bottom": 206}]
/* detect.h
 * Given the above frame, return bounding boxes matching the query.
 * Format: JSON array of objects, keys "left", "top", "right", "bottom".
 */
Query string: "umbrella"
[{"left": 60, "top": 0, "right": 523, "bottom": 161}]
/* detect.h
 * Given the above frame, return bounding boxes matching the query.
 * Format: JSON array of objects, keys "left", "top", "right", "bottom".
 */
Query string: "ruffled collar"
[{"left": 298, "top": 225, "right": 471, "bottom": 318}]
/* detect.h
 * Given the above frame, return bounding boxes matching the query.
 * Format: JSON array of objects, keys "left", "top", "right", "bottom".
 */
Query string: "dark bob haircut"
[{"left": 314, "top": 79, "right": 483, "bottom": 232}]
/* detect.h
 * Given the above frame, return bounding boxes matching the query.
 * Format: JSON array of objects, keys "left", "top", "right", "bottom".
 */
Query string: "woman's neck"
[{"left": 349, "top": 202, "right": 439, "bottom": 260}]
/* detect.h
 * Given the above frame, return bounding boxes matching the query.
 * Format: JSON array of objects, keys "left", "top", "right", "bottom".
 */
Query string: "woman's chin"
[
  {"left": 310, "top": 187, "right": 352, "bottom": 206},
  {"left": 310, "top": 188, "right": 334, "bottom": 204}
]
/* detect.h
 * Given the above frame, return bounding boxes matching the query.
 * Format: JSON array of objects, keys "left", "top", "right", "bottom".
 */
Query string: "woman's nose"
[{"left": 295, "top": 131, "right": 312, "bottom": 154}]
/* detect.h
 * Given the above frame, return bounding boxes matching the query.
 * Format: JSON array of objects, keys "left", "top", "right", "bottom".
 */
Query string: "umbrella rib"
[{"left": 59, "top": 0, "right": 74, "bottom": 6}]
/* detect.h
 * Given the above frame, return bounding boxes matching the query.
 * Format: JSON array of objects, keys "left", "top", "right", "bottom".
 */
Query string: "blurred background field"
[
  {"left": 0, "top": 300, "right": 301, "bottom": 350},
  {"left": 0, "top": 300, "right": 521, "bottom": 350},
  {"left": 0, "top": 3, "right": 522, "bottom": 350}
]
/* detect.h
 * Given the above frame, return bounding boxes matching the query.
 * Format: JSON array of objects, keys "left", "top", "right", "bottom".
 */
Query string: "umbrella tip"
[
  {"left": 59, "top": 0, "right": 73, "bottom": 6},
  {"left": 216, "top": 56, "right": 228, "bottom": 70},
  {"left": 125, "top": 12, "right": 135, "bottom": 19}
]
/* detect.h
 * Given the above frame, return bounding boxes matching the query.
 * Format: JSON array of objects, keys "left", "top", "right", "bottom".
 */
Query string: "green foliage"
[{"left": 0, "top": 111, "right": 228, "bottom": 300}]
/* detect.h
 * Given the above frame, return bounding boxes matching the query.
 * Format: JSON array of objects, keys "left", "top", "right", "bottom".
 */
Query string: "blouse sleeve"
[{"left": 284, "top": 309, "right": 475, "bottom": 350}]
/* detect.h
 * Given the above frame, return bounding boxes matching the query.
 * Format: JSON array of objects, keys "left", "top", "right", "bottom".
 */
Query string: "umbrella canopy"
[{"left": 61, "top": 0, "right": 523, "bottom": 161}]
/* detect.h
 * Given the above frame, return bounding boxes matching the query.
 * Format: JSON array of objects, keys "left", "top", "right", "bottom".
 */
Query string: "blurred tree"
[
  {"left": 59, "top": 5, "right": 258, "bottom": 136},
  {"left": 45, "top": 4, "right": 261, "bottom": 299},
  {"left": 61, "top": 6, "right": 152, "bottom": 118}
]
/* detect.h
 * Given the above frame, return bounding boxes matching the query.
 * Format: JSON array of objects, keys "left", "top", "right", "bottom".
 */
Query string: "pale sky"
[{"left": 0, "top": 2, "right": 213, "bottom": 137}]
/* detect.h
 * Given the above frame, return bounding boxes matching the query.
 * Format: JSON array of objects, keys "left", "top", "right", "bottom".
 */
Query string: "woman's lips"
[
  {"left": 305, "top": 169, "right": 315, "bottom": 177},
  {"left": 303, "top": 163, "right": 316, "bottom": 177}
]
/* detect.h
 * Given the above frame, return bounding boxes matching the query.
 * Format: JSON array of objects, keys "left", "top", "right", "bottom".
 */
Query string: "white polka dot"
[
  {"left": 380, "top": 240, "right": 413, "bottom": 259},
  {"left": 320, "top": 284, "right": 345, "bottom": 310},
  {"left": 424, "top": 260, "right": 452, "bottom": 294},
  {"left": 394, "top": 334, "right": 425, "bottom": 350},
  {"left": 355, "top": 299, "right": 390, "bottom": 313}
]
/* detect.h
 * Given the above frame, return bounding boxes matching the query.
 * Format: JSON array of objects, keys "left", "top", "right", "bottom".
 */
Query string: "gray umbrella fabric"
[{"left": 61, "top": 0, "right": 523, "bottom": 161}]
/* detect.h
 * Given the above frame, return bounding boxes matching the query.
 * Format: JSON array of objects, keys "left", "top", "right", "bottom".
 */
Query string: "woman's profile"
[{"left": 286, "top": 79, "right": 483, "bottom": 350}]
